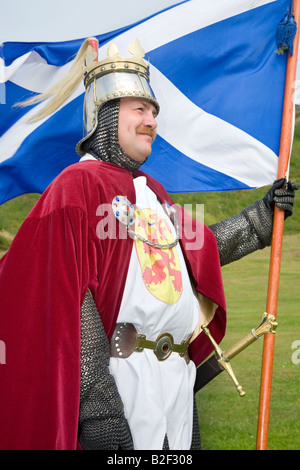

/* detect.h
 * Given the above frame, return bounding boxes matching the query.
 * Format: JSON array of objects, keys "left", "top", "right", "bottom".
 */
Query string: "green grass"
[
  {"left": 0, "top": 193, "right": 40, "bottom": 256},
  {"left": 1, "top": 122, "right": 300, "bottom": 450},
  {"left": 196, "top": 235, "right": 300, "bottom": 450}
]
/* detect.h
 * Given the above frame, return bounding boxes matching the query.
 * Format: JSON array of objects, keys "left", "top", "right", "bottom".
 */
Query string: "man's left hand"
[{"left": 263, "top": 178, "right": 300, "bottom": 219}]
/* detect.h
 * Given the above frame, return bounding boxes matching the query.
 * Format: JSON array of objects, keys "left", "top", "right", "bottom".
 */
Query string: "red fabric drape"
[{"left": 0, "top": 161, "right": 225, "bottom": 449}]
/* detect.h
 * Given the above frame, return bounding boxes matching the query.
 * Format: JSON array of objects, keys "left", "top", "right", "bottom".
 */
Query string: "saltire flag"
[{"left": 0, "top": 0, "right": 294, "bottom": 204}]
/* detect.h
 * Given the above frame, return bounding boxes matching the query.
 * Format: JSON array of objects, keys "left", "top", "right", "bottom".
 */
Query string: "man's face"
[{"left": 118, "top": 97, "right": 158, "bottom": 163}]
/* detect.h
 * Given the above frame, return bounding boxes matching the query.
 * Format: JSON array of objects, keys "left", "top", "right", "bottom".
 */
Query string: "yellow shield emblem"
[{"left": 135, "top": 209, "right": 182, "bottom": 304}]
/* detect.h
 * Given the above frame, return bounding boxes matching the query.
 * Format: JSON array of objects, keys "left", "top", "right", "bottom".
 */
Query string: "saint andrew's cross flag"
[{"left": 0, "top": 0, "right": 295, "bottom": 204}]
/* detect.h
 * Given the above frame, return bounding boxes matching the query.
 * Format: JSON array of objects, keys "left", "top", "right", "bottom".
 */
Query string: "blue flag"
[{"left": 0, "top": 0, "right": 294, "bottom": 204}]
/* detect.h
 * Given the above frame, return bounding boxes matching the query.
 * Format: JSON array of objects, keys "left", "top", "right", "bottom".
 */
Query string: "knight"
[{"left": 0, "top": 37, "right": 297, "bottom": 450}]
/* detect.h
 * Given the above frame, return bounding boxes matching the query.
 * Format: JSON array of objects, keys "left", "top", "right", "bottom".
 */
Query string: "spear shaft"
[{"left": 256, "top": 0, "right": 300, "bottom": 450}]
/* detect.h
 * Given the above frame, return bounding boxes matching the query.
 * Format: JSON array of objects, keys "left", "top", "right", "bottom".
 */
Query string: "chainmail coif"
[{"left": 83, "top": 99, "right": 144, "bottom": 172}]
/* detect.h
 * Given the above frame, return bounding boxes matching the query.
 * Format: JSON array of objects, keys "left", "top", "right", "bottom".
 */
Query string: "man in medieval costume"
[{"left": 0, "top": 38, "right": 298, "bottom": 450}]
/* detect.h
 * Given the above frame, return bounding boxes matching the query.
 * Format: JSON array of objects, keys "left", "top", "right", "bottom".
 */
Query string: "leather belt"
[{"left": 110, "top": 323, "right": 190, "bottom": 363}]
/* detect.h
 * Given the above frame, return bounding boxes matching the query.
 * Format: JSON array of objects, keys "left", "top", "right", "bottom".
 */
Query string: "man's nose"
[{"left": 144, "top": 111, "right": 157, "bottom": 129}]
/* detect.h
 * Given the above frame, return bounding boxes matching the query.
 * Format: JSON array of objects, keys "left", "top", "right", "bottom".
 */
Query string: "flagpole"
[{"left": 256, "top": 0, "right": 300, "bottom": 450}]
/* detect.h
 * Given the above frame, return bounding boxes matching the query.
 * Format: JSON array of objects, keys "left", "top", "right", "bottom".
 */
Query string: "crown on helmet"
[{"left": 76, "top": 37, "right": 159, "bottom": 156}]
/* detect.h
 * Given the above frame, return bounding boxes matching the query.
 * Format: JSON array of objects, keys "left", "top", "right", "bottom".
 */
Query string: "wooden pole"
[{"left": 256, "top": 0, "right": 300, "bottom": 450}]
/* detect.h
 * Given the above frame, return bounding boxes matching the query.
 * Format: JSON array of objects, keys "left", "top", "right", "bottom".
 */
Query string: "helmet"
[{"left": 76, "top": 38, "right": 159, "bottom": 156}]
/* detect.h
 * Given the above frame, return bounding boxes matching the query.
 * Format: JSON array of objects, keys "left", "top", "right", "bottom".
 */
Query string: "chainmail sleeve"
[
  {"left": 79, "top": 290, "right": 134, "bottom": 450},
  {"left": 209, "top": 199, "right": 273, "bottom": 267}
]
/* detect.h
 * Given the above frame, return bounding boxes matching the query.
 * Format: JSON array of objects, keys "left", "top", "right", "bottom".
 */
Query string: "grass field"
[
  {"left": 196, "top": 234, "right": 300, "bottom": 450},
  {"left": 1, "top": 122, "right": 300, "bottom": 450}
]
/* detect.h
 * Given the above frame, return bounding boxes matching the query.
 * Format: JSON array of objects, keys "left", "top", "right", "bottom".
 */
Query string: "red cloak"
[{"left": 0, "top": 160, "right": 226, "bottom": 449}]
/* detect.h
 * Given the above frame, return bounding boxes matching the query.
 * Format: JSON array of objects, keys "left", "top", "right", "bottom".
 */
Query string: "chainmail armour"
[
  {"left": 79, "top": 290, "right": 134, "bottom": 450},
  {"left": 79, "top": 99, "right": 274, "bottom": 449},
  {"left": 209, "top": 198, "right": 273, "bottom": 266}
]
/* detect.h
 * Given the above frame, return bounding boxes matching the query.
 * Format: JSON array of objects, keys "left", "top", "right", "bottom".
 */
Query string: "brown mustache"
[{"left": 136, "top": 126, "right": 156, "bottom": 142}]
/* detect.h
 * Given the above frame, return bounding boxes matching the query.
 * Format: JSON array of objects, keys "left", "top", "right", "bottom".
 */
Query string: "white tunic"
[{"left": 109, "top": 176, "right": 200, "bottom": 450}]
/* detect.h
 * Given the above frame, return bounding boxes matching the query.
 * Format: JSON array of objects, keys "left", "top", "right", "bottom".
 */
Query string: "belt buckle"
[{"left": 154, "top": 333, "right": 174, "bottom": 361}]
